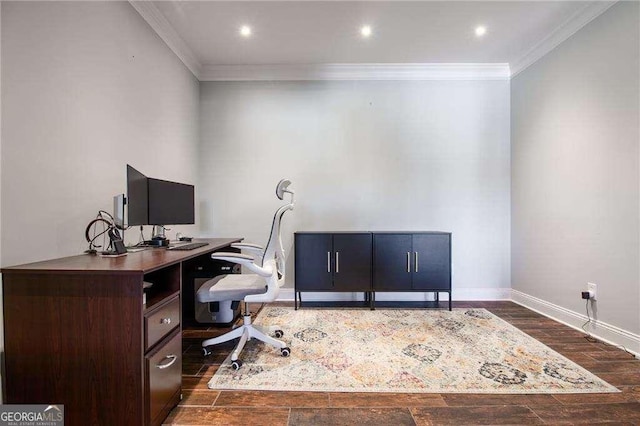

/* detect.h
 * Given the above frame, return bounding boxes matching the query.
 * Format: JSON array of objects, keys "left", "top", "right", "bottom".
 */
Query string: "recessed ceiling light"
[
  {"left": 361, "top": 25, "right": 372, "bottom": 38},
  {"left": 240, "top": 25, "right": 252, "bottom": 37},
  {"left": 475, "top": 26, "right": 487, "bottom": 37}
]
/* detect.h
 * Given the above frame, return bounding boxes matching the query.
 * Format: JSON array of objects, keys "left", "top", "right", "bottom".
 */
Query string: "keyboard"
[{"left": 168, "top": 242, "right": 209, "bottom": 251}]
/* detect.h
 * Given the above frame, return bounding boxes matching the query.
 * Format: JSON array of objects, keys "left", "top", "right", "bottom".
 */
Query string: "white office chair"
[{"left": 197, "top": 179, "right": 294, "bottom": 370}]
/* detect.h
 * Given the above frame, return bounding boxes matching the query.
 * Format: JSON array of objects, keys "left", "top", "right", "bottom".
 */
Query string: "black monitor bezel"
[{"left": 126, "top": 165, "right": 149, "bottom": 226}]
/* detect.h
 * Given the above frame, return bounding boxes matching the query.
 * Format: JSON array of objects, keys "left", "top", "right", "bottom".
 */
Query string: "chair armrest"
[
  {"left": 210, "top": 252, "right": 272, "bottom": 277},
  {"left": 231, "top": 242, "right": 264, "bottom": 250},
  {"left": 231, "top": 243, "right": 265, "bottom": 258},
  {"left": 211, "top": 252, "right": 253, "bottom": 262}
]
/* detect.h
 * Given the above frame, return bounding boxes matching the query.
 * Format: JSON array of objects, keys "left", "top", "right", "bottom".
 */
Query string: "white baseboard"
[
  {"left": 511, "top": 289, "right": 640, "bottom": 358},
  {"left": 277, "top": 287, "right": 510, "bottom": 302}
]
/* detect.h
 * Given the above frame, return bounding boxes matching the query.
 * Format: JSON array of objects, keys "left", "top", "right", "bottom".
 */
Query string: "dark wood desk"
[{"left": 1, "top": 237, "right": 241, "bottom": 426}]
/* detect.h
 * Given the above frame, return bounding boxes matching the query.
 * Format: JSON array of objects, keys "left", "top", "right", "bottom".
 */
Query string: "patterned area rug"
[{"left": 207, "top": 308, "right": 618, "bottom": 394}]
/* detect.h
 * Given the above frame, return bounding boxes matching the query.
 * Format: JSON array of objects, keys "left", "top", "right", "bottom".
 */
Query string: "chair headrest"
[{"left": 276, "top": 179, "right": 292, "bottom": 200}]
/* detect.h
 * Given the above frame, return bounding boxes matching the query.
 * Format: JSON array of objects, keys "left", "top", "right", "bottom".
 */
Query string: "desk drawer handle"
[
  {"left": 156, "top": 354, "right": 177, "bottom": 369},
  {"left": 160, "top": 318, "right": 172, "bottom": 325}
]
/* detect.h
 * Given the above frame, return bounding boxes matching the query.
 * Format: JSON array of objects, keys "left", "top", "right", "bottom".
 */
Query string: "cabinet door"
[
  {"left": 373, "top": 234, "right": 412, "bottom": 291},
  {"left": 295, "top": 233, "right": 333, "bottom": 291},
  {"left": 333, "top": 233, "right": 372, "bottom": 291},
  {"left": 412, "top": 233, "right": 451, "bottom": 291}
]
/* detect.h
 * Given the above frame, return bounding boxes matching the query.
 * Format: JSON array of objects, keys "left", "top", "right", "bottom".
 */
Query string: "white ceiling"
[{"left": 134, "top": 1, "right": 615, "bottom": 80}]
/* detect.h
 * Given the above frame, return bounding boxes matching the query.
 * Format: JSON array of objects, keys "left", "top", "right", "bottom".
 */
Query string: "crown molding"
[
  {"left": 199, "top": 63, "right": 511, "bottom": 82},
  {"left": 510, "top": 1, "right": 617, "bottom": 78},
  {"left": 129, "top": 1, "right": 202, "bottom": 79},
  {"left": 131, "top": 0, "right": 613, "bottom": 82}
]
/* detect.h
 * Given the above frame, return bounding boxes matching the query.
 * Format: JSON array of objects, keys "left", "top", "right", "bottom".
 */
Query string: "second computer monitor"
[{"left": 147, "top": 178, "right": 195, "bottom": 225}]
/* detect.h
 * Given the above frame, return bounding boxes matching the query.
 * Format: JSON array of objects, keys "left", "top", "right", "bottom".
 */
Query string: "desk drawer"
[
  {"left": 145, "top": 296, "right": 180, "bottom": 350},
  {"left": 146, "top": 331, "right": 181, "bottom": 426}
]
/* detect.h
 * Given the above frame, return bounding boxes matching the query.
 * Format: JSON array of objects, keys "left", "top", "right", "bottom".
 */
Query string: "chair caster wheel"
[
  {"left": 281, "top": 347, "right": 291, "bottom": 357},
  {"left": 274, "top": 330, "right": 284, "bottom": 338},
  {"left": 202, "top": 348, "right": 212, "bottom": 357},
  {"left": 231, "top": 360, "right": 243, "bottom": 370}
]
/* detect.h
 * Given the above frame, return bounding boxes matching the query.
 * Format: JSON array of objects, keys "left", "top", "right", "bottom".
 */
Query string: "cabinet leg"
[
  {"left": 370, "top": 291, "right": 375, "bottom": 310},
  {"left": 449, "top": 293, "right": 452, "bottom": 311}
]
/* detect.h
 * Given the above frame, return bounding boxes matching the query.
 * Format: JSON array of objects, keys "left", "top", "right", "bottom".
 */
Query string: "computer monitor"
[
  {"left": 126, "top": 165, "right": 195, "bottom": 227},
  {"left": 126, "top": 165, "right": 148, "bottom": 226},
  {"left": 147, "top": 178, "right": 195, "bottom": 225}
]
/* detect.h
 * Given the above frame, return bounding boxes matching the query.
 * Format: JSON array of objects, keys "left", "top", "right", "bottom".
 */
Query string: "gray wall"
[
  {"left": 199, "top": 80, "right": 511, "bottom": 295},
  {"left": 1, "top": 1, "right": 200, "bottom": 267},
  {"left": 511, "top": 2, "right": 640, "bottom": 334},
  {"left": 0, "top": 1, "right": 200, "bottom": 403}
]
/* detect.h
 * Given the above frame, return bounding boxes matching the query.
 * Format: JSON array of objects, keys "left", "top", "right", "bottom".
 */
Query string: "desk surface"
[{"left": 1, "top": 237, "right": 242, "bottom": 274}]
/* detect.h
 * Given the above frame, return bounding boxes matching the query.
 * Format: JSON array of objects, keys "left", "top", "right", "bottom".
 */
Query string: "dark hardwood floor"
[{"left": 165, "top": 301, "right": 640, "bottom": 425}]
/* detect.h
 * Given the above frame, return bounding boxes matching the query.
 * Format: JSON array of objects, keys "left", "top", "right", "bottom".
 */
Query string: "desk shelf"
[{"left": 144, "top": 263, "right": 181, "bottom": 312}]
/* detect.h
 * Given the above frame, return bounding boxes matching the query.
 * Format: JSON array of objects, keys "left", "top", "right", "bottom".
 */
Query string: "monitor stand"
[{"left": 148, "top": 225, "right": 169, "bottom": 247}]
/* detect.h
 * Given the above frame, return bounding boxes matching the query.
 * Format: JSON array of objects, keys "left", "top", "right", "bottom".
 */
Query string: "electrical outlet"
[{"left": 588, "top": 282, "right": 597, "bottom": 301}]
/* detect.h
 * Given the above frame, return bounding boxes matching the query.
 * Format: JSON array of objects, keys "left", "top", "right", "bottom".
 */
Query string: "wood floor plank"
[
  {"left": 441, "top": 393, "right": 557, "bottom": 406},
  {"left": 215, "top": 390, "right": 330, "bottom": 408},
  {"left": 586, "top": 351, "right": 639, "bottom": 361},
  {"left": 182, "top": 372, "right": 215, "bottom": 390},
  {"left": 182, "top": 361, "right": 204, "bottom": 376},
  {"left": 535, "top": 335, "right": 594, "bottom": 344},
  {"left": 529, "top": 402, "right": 640, "bottom": 424},
  {"left": 551, "top": 390, "right": 639, "bottom": 405},
  {"left": 547, "top": 343, "right": 607, "bottom": 353},
  {"left": 619, "top": 385, "right": 640, "bottom": 402},
  {"left": 163, "top": 406, "right": 290, "bottom": 425},
  {"left": 289, "top": 407, "right": 416, "bottom": 426},
  {"left": 554, "top": 352, "right": 598, "bottom": 365},
  {"left": 178, "top": 390, "right": 220, "bottom": 407},
  {"left": 411, "top": 405, "right": 543, "bottom": 425},
  {"left": 328, "top": 392, "right": 447, "bottom": 407},
  {"left": 580, "top": 361, "right": 640, "bottom": 374},
  {"left": 540, "top": 329, "right": 590, "bottom": 338},
  {"left": 597, "top": 372, "right": 640, "bottom": 386}
]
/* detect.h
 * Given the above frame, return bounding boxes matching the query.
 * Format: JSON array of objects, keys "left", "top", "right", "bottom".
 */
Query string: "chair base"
[{"left": 202, "top": 313, "right": 289, "bottom": 368}]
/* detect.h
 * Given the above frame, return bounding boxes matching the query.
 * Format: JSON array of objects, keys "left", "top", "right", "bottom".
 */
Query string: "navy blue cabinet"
[
  {"left": 295, "top": 231, "right": 451, "bottom": 310},
  {"left": 373, "top": 232, "right": 451, "bottom": 309},
  {"left": 294, "top": 232, "right": 372, "bottom": 305}
]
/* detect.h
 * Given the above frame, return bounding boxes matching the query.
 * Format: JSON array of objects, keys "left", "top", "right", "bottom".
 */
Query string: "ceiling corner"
[
  {"left": 510, "top": 1, "right": 618, "bottom": 78},
  {"left": 129, "top": 0, "right": 203, "bottom": 79}
]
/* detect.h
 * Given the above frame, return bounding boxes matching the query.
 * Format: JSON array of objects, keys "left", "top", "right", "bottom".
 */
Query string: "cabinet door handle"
[
  {"left": 327, "top": 252, "right": 331, "bottom": 273},
  {"left": 336, "top": 252, "right": 340, "bottom": 273},
  {"left": 415, "top": 252, "right": 419, "bottom": 273},
  {"left": 407, "top": 252, "right": 411, "bottom": 272},
  {"left": 160, "top": 318, "right": 172, "bottom": 325},
  {"left": 156, "top": 354, "right": 177, "bottom": 369}
]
